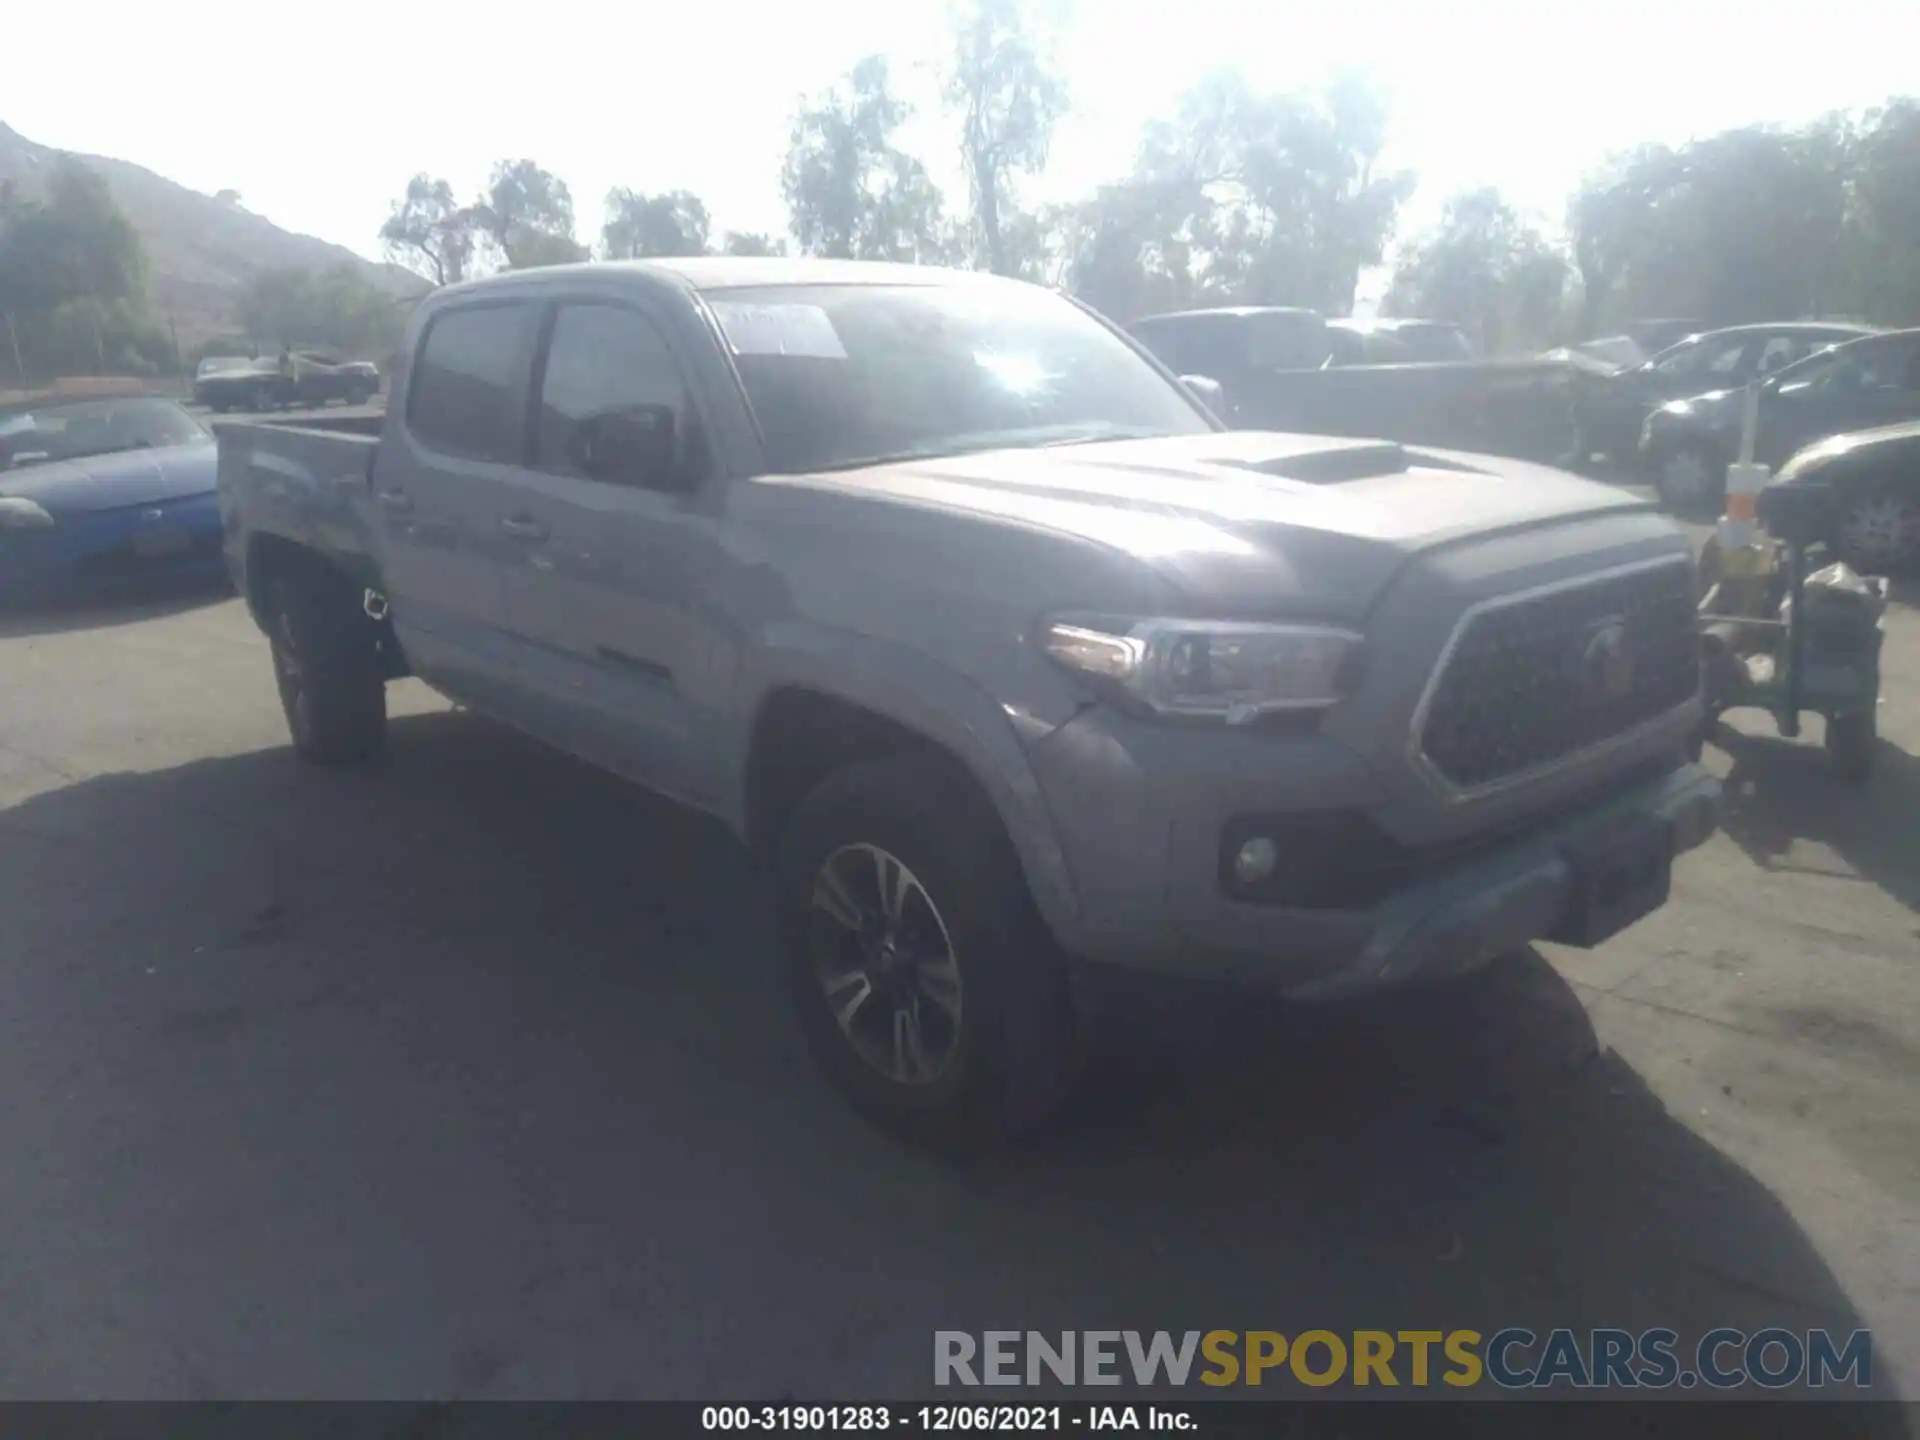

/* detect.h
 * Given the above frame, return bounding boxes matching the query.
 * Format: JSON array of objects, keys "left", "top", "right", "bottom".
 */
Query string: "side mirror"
[
  {"left": 569, "top": 405, "right": 694, "bottom": 490},
  {"left": 1178, "top": 374, "right": 1227, "bottom": 412}
]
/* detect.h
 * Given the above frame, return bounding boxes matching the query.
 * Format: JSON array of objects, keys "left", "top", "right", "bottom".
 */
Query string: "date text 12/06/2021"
[{"left": 703, "top": 1406, "right": 1189, "bottom": 1432}]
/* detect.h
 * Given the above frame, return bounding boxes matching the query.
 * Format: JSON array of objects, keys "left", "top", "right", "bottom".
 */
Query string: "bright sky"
[{"left": 8, "top": 0, "right": 1916, "bottom": 277}]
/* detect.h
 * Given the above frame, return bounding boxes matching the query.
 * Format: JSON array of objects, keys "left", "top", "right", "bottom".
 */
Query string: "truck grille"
[{"left": 1415, "top": 559, "right": 1699, "bottom": 793}]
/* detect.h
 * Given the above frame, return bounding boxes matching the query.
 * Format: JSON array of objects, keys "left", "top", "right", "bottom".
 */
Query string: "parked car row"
[
  {"left": 1123, "top": 305, "right": 1920, "bottom": 569},
  {"left": 7, "top": 259, "right": 1912, "bottom": 1139}
]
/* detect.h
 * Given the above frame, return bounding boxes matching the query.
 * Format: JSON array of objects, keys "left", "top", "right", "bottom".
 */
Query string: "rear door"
[
  {"left": 375, "top": 299, "right": 542, "bottom": 703},
  {"left": 1764, "top": 335, "right": 1920, "bottom": 462},
  {"left": 491, "top": 297, "right": 726, "bottom": 802}
]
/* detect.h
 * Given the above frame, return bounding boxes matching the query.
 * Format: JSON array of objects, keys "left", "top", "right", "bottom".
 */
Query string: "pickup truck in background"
[
  {"left": 197, "top": 352, "right": 380, "bottom": 413},
  {"left": 217, "top": 258, "right": 1720, "bottom": 1141},
  {"left": 1127, "top": 305, "right": 1579, "bottom": 465}
]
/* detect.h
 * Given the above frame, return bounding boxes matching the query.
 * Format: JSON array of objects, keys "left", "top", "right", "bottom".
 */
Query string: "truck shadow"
[
  {"left": 0, "top": 707, "right": 1898, "bottom": 1412},
  {"left": 0, "top": 576, "right": 234, "bottom": 639},
  {"left": 1711, "top": 722, "right": 1920, "bottom": 914}
]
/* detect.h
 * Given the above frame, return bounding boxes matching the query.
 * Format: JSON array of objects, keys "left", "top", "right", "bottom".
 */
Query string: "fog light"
[{"left": 1233, "top": 836, "right": 1281, "bottom": 886}]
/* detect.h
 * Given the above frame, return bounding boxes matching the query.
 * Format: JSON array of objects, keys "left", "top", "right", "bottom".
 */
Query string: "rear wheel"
[
  {"left": 265, "top": 570, "right": 386, "bottom": 765},
  {"left": 1826, "top": 710, "right": 1876, "bottom": 784},
  {"left": 774, "top": 754, "right": 1081, "bottom": 1146},
  {"left": 1832, "top": 488, "right": 1920, "bottom": 573}
]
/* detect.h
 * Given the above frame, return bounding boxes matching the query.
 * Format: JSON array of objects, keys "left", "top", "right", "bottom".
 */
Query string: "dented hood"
[{"left": 781, "top": 430, "right": 1658, "bottom": 615}]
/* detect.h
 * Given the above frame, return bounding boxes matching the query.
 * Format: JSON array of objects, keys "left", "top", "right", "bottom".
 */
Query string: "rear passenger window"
[
  {"left": 1133, "top": 323, "right": 1202, "bottom": 374},
  {"left": 535, "top": 304, "right": 702, "bottom": 482},
  {"left": 406, "top": 303, "right": 540, "bottom": 464}
]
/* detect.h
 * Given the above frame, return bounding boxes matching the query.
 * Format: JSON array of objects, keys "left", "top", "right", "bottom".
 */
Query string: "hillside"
[{"left": 0, "top": 121, "right": 426, "bottom": 345}]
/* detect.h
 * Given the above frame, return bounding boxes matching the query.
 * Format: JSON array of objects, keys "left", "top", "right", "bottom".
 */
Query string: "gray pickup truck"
[{"left": 217, "top": 257, "right": 1720, "bottom": 1140}]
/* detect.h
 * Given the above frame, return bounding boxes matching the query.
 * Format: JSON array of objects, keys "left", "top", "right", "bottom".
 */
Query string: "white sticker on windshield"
[{"left": 710, "top": 302, "right": 848, "bottom": 360}]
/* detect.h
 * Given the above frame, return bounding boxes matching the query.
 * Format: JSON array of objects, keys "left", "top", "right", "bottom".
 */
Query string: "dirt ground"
[{"left": 0, "top": 562, "right": 1915, "bottom": 1408}]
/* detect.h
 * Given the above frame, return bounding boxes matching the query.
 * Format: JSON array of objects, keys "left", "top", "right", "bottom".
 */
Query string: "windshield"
[
  {"left": 1395, "top": 326, "right": 1474, "bottom": 362},
  {"left": 0, "top": 397, "right": 207, "bottom": 470},
  {"left": 708, "top": 282, "right": 1213, "bottom": 474}
]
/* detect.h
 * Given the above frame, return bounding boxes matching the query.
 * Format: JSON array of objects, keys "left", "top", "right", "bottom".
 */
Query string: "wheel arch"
[{"left": 733, "top": 627, "right": 1081, "bottom": 941}]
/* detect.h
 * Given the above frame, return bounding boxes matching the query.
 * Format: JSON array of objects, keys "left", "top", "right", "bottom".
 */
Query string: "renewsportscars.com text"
[{"left": 934, "top": 1328, "right": 1873, "bottom": 1390}]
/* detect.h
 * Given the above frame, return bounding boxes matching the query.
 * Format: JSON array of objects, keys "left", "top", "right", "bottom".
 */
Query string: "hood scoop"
[{"left": 1216, "top": 440, "right": 1411, "bottom": 486}]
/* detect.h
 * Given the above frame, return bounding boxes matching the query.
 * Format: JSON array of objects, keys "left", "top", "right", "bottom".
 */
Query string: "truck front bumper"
[{"left": 1023, "top": 711, "right": 1720, "bottom": 1001}]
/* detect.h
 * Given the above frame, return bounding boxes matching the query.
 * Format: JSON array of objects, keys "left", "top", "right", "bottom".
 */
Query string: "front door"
[
  {"left": 375, "top": 299, "right": 543, "bottom": 704},
  {"left": 493, "top": 299, "right": 727, "bottom": 805}
]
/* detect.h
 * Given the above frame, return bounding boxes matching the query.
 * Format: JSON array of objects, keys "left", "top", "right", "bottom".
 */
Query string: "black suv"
[{"left": 1570, "top": 322, "right": 1879, "bottom": 470}]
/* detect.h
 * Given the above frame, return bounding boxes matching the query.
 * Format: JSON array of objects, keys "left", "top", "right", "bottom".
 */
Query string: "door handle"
[
  {"left": 501, "top": 515, "right": 548, "bottom": 541},
  {"left": 374, "top": 489, "right": 413, "bottom": 512}
]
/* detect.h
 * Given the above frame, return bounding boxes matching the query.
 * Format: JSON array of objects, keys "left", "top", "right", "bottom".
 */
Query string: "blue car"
[{"left": 0, "top": 395, "right": 228, "bottom": 604}]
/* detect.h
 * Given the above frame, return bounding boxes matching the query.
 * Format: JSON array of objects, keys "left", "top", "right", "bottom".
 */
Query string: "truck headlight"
[
  {"left": 0, "top": 497, "right": 55, "bottom": 530},
  {"left": 1040, "top": 617, "right": 1365, "bottom": 724}
]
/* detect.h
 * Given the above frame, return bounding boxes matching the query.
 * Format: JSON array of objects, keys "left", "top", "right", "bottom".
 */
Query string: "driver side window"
[{"left": 535, "top": 302, "right": 706, "bottom": 488}]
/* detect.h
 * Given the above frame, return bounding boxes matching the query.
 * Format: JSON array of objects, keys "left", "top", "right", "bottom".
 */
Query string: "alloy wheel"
[
  {"left": 806, "top": 842, "right": 964, "bottom": 1087},
  {"left": 1835, "top": 493, "right": 1920, "bottom": 571}
]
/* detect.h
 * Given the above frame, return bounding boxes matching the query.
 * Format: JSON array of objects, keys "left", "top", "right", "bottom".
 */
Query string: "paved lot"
[{"left": 1, "top": 567, "right": 1916, "bottom": 1407}]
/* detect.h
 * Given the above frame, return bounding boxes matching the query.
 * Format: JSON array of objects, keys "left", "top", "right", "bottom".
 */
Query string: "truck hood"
[
  {"left": 774, "top": 431, "right": 1656, "bottom": 614},
  {"left": 0, "top": 440, "right": 217, "bottom": 515}
]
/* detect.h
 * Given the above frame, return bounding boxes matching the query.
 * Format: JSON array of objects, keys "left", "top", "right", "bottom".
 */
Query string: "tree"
[
  {"left": 1838, "top": 99, "right": 1920, "bottom": 324},
  {"left": 1385, "top": 188, "right": 1569, "bottom": 353},
  {"left": 602, "top": 188, "right": 711, "bottom": 258},
  {"left": 1060, "top": 178, "right": 1211, "bottom": 320},
  {"left": 721, "top": 231, "right": 788, "bottom": 256},
  {"left": 0, "top": 157, "right": 146, "bottom": 316},
  {"left": 1061, "top": 71, "right": 1413, "bottom": 318},
  {"left": 475, "top": 159, "right": 589, "bottom": 270},
  {"left": 238, "top": 263, "right": 402, "bottom": 355},
  {"left": 1568, "top": 122, "right": 1859, "bottom": 334},
  {"left": 782, "top": 56, "right": 955, "bottom": 263},
  {"left": 379, "top": 175, "right": 477, "bottom": 287},
  {"left": 944, "top": 0, "right": 1067, "bottom": 277}
]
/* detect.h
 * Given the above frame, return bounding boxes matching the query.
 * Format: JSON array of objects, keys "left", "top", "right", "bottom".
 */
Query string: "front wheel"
[
  {"left": 774, "top": 754, "right": 1081, "bottom": 1146},
  {"left": 265, "top": 571, "right": 386, "bottom": 765}
]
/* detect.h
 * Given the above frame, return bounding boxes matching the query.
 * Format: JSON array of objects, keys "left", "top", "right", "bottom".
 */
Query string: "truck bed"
[{"left": 214, "top": 417, "right": 386, "bottom": 602}]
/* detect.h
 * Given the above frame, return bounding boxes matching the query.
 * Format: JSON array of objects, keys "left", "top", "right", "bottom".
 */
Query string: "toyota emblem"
[{"left": 1576, "top": 618, "right": 1635, "bottom": 704}]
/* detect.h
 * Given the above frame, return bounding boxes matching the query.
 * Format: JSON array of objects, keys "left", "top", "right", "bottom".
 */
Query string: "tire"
[
  {"left": 1831, "top": 488, "right": 1920, "bottom": 574},
  {"left": 265, "top": 570, "right": 386, "bottom": 765},
  {"left": 774, "top": 753, "right": 1081, "bottom": 1146},
  {"left": 1653, "top": 443, "right": 1727, "bottom": 517},
  {"left": 1825, "top": 709, "right": 1876, "bottom": 785}
]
